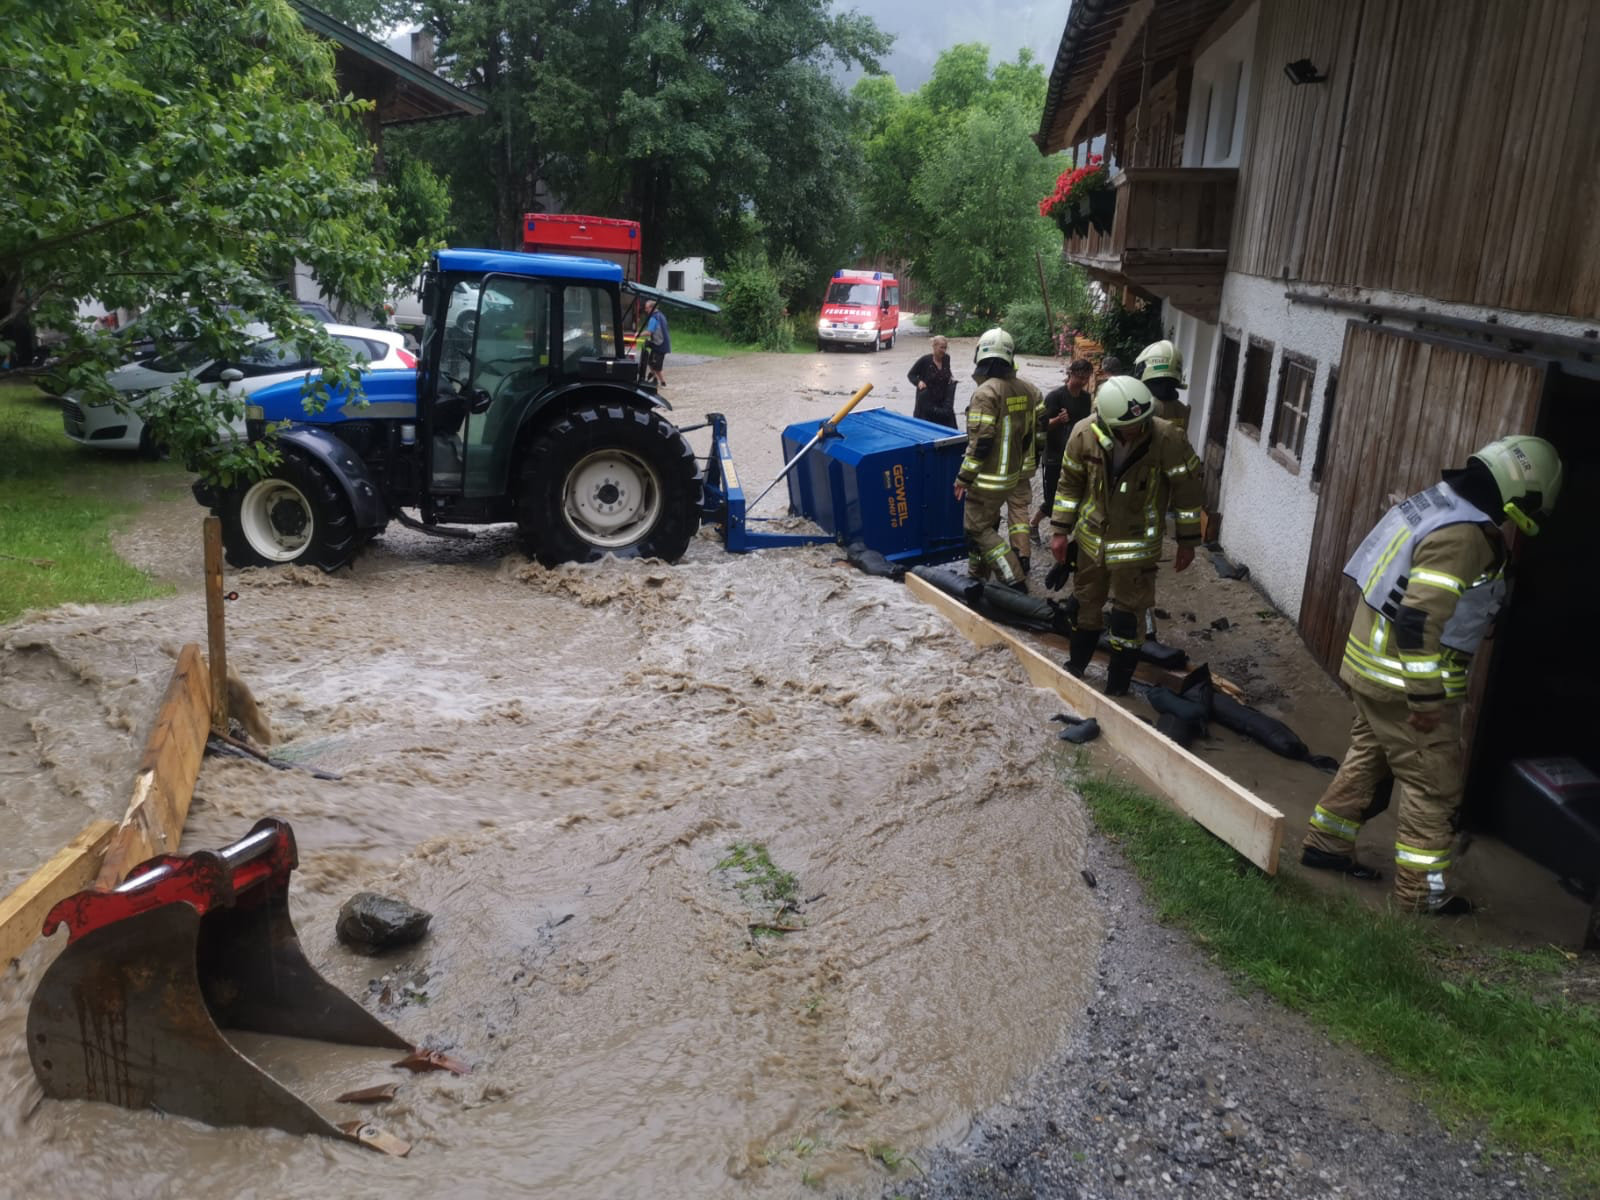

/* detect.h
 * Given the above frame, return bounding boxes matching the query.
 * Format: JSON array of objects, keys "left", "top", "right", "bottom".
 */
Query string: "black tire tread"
[{"left": 219, "top": 452, "right": 358, "bottom": 572}]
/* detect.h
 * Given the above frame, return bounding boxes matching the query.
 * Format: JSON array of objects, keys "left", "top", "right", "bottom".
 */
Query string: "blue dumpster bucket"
[{"left": 779, "top": 407, "right": 967, "bottom": 565}]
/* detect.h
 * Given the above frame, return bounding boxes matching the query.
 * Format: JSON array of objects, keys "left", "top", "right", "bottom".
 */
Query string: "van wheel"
[
  {"left": 871, "top": 335, "right": 881, "bottom": 353},
  {"left": 519, "top": 404, "right": 700, "bottom": 565}
]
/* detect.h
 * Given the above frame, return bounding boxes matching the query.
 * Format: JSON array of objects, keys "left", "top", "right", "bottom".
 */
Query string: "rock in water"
[{"left": 337, "top": 892, "right": 433, "bottom": 954}]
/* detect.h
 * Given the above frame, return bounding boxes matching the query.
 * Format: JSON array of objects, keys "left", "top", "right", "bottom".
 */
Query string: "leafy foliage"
[
  {"left": 717, "top": 251, "right": 796, "bottom": 351},
  {"left": 0, "top": 0, "right": 424, "bottom": 479},
  {"left": 1068, "top": 295, "right": 1166, "bottom": 369},
  {"left": 854, "top": 46, "right": 1066, "bottom": 321}
]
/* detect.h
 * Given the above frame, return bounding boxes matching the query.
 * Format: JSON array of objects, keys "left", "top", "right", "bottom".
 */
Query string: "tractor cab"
[{"left": 418, "top": 250, "right": 636, "bottom": 508}]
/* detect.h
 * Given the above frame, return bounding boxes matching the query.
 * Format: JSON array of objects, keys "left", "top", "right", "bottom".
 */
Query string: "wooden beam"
[
  {"left": 1059, "top": 0, "right": 1157, "bottom": 154},
  {"left": 204, "top": 517, "right": 229, "bottom": 737},
  {"left": 907, "top": 573, "right": 1284, "bottom": 874},
  {"left": 94, "top": 643, "right": 212, "bottom": 889},
  {"left": 0, "top": 821, "right": 116, "bottom": 967}
]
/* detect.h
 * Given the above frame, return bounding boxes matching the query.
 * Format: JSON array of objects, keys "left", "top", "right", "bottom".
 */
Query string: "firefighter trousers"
[
  {"left": 964, "top": 488, "right": 1023, "bottom": 585},
  {"left": 1303, "top": 691, "right": 1462, "bottom": 912},
  {"left": 1071, "top": 556, "right": 1157, "bottom": 647},
  {"left": 1007, "top": 475, "right": 1037, "bottom": 562}
]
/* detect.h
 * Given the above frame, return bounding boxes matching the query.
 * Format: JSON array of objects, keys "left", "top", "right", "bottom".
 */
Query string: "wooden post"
[
  {"left": 204, "top": 516, "right": 228, "bottom": 737},
  {"left": 1035, "top": 250, "right": 1057, "bottom": 351}
]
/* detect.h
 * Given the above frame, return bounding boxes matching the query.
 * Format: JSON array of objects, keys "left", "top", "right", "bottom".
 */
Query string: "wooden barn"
[{"left": 1036, "top": 0, "right": 1600, "bottom": 902}]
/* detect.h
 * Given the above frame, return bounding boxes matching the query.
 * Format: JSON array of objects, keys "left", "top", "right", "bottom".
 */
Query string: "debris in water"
[
  {"left": 394, "top": 1048, "right": 471, "bottom": 1076},
  {"left": 338, "top": 1083, "right": 400, "bottom": 1104},
  {"left": 337, "top": 892, "right": 433, "bottom": 955},
  {"left": 1057, "top": 718, "right": 1101, "bottom": 744},
  {"left": 336, "top": 1120, "right": 412, "bottom": 1156}
]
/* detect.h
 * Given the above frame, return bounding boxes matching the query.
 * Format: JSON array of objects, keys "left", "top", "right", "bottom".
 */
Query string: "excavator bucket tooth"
[{"left": 26, "top": 818, "right": 411, "bottom": 1147}]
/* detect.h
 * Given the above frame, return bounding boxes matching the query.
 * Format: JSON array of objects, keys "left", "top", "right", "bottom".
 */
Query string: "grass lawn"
[
  {"left": 0, "top": 380, "right": 177, "bottom": 623},
  {"left": 671, "top": 329, "right": 815, "bottom": 357},
  {"left": 1069, "top": 758, "right": 1600, "bottom": 1194}
]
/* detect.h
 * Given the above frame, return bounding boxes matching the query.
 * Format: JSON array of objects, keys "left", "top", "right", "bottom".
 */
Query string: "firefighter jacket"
[
  {"left": 958, "top": 374, "right": 1040, "bottom": 494},
  {"left": 1340, "top": 483, "right": 1506, "bottom": 713},
  {"left": 1049, "top": 416, "right": 1203, "bottom": 565}
]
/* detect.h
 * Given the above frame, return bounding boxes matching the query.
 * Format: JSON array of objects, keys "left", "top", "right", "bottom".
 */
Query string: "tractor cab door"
[{"left": 430, "top": 275, "right": 554, "bottom": 496}]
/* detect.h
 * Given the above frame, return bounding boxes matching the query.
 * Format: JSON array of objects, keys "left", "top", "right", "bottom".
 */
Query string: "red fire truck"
[{"left": 522, "top": 214, "right": 642, "bottom": 282}]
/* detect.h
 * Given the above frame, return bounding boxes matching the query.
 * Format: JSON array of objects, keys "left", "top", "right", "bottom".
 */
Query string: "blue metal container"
[{"left": 780, "top": 407, "right": 967, "bottom": 564}]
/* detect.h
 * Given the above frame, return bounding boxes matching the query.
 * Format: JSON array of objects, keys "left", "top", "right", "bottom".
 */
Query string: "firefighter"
[
  {"left": 1048, "top": 376, "right": 1204, "bottom": 695},
  {"left": 1006, "top": 372, "right": 1051, "bottom": 578},
  {"left": 1301, "top": 436, "right": 1564, "bottom": 915},
  {"left": 955, "top": 328, "right": 1039, "bottom": 591},
  {"left": 1133, "top": 339, "right": 1190, "bottom": 431}
]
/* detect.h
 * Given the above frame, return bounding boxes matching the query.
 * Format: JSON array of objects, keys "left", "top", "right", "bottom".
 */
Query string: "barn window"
[
  {"left": 1312, "top": 367, "right": 1339, "bottom": 488},
  {"left": 1236, "top": 336, "right": 1274, "bottom": 438},
  {"left": 1272, "top": 352, "right": 1316, "bottom": 462}
]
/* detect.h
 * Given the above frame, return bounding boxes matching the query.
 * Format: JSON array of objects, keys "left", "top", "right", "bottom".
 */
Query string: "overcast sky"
[{"left": 842, "top": 0, "right": 1067, "bottom": 92}]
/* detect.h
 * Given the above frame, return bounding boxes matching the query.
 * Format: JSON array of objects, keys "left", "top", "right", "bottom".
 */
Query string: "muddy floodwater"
[{"left": 0, "top": 338, "right": 1104, "bottom": 1198}]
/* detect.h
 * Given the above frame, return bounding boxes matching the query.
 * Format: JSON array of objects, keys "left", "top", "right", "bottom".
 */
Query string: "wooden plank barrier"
[
  {"left": 0, "top": 642, "right": 213, "bottom": 966},
  {"left": 0, "top": 822, "right": 117, "bottom": 968},
  {"left": 95, "top": 642, "right": 211, "bottom": 889},
  {"left": 906, "top": 573, "right": 1285, "bottom": 874}
]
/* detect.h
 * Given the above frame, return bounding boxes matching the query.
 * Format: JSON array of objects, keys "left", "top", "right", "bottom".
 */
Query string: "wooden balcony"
[{"left": 1063, "top": 167, "right": 1237, "bottom": 324}]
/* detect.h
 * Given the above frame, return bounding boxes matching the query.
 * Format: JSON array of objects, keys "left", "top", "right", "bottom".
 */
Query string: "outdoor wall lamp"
[{"left": 1283, "top": 58, "right": 1327, "bottom": 85}]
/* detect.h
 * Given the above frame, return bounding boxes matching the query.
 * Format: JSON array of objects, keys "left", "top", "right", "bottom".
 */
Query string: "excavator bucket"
[{"left": 27, "top": 818, "right": 413, "bottom": 1149}]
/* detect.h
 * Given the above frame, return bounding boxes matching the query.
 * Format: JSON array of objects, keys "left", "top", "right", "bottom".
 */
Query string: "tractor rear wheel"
[
  {"left": 219, "top": 453, "right": 357, "bottom": 571},
  {"left": 519, "top": 404, "right": 700, "bottom": 565}
]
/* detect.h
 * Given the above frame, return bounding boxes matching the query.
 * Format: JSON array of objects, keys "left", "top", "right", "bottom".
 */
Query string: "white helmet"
[
  {"left": 974, "top": 327, "right": 1015, "bottom": 369},
  {"left": 1094, "top": 376, "right": 1157, "bottom": 429},
  {"left": 1469, "top": 435, "right": 1564, "bottom": 536},
  {"left": 1134, "top": 339, "right": 1186, "bottom": 388}
]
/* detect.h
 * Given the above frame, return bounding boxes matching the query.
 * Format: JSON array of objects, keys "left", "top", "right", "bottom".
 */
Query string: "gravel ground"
[{"left": 884, "top": 828, "right": 1560, "bottom": 1200}]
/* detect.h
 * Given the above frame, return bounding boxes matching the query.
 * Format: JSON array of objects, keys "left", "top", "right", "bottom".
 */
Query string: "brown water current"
[{"left": 0, "top": 338, "right": 1103, "bottom": 1198}]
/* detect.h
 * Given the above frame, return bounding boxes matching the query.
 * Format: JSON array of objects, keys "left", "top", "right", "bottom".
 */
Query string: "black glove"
[{"left": 1045, "top": 560, "right": 1073, "bottom": 591}]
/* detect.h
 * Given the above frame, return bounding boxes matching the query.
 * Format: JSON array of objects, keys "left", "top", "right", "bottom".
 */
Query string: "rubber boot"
[
  {"left": 1019, "top": 556, "right": 1031, "bottom": 577},
  {"left": 1065, "top": 628, "right": 1099, "bottom": 678},
  {"left": 1104, "top": 646, "right": 1139, "bottom": 696}
]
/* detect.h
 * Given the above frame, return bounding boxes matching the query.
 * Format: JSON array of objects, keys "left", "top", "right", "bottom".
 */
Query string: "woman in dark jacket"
[{"left": 907, "top": 335, "right": 957, "bottom": 428}]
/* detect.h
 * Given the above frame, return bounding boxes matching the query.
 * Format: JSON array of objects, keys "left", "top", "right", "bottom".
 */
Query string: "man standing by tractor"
[
  {"left": 1048, "top": 376, "right": 1205, "bottom": 695},
  {"left": 642, "top": 298, "right": 671, "bottom": 387},
  {"left": 955, "top": 328, "right": 1039, "bottom": 592},
  {"left": 1134, "top": 339, "right": 1190, "bottom": 432},
  {"left": 1301, "top": 436, "right": 1563, "bottom": 915}
]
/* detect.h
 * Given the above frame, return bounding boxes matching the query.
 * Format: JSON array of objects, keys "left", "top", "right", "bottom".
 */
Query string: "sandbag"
[
  {"left": 1154, "top": 710, "right": 1202, "bottom": 749},
  {"left": 1095, "top": 630, "right": 1190, "bottom": 670},
  {"left": 1210, "top": 692, "right": 1308, "bottom": 760},
  {"left": 1147, "top": 685, "right": 1210, "bottom": 735},
  {"left": 844, "top": 541, "right": 906, "bottom": 581},
  {"left": 910, "top": 565, "right": 1073, "bottom": 635}
]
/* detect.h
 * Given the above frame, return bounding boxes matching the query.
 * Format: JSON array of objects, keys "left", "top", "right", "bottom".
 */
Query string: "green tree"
[
  {"left": 855, "top": 45, "right": 1064, "bottom": 322},
  {"left": 0, "top": 0, "right": 422, "bottom": 478},
  {"left": 380, "top": 0, "right": 885, "bottom": 285}
]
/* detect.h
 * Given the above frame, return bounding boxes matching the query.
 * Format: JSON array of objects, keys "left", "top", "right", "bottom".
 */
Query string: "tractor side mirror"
[{"left": 468, "top": 387, "right": 493, "bottom": 414}]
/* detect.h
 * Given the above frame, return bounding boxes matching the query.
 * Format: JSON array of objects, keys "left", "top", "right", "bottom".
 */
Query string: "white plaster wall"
[
  {"left": 1210, "top": 271, "right": 1600, "bottom": 620},
  {"left": 1162, "top": 304, "right": 1218, "bottom": 454},
  {"left": 1183, "top": 4, "right": 1259, "bottom": 169},
  {"left": 656, "top": 258, "right": 707, "bottom": 299}
]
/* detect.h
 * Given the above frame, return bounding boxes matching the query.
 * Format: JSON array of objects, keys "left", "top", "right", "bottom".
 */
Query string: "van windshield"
[{"left": 826, "top": 282, "right": 880, "bottom": 306}]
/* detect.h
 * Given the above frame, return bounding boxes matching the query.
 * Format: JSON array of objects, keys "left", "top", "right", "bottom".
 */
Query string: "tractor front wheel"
[
  {"left": 220, "top": 454, "right": 357, "bottom": 571},
  {"left": 519, "top": 404, "right": 700, "bottom": 566}
]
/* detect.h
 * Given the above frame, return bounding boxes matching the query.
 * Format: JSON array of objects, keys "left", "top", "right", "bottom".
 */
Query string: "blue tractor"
[{"left": 196, "top": 249, "right": 714, "bottom": 571}]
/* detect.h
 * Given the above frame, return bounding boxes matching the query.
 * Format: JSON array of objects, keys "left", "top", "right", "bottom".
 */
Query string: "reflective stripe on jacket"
[
  {"left": 959, "top": 375, "right": 1040, "bottom": 493},
  {"left": 1048, "top": 415, "right": 1204, "bottom": 565},
  {"left": 1339, "top": 487, "right": 1505, "bottom": 710}
]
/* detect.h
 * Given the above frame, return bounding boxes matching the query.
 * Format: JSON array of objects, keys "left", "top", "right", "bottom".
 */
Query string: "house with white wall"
[
  {"left": 654, "top": 258, "right": 721, "bottom": 302},
  {"left": 1034, "top": 0, "right": 1600, "bottom": 840}
]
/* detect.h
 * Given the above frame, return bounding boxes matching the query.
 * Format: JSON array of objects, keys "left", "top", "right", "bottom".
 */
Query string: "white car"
[{"left": 61, "top": 323, "right": 417, "bottom": 455}]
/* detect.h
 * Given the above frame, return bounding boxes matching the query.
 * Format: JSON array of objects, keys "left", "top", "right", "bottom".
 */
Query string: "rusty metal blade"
[
  {"left": 337, "top": 1120, "right": 412, "bottom": 1156},
  {"left": 337, "top": 1083, "right": 399, "bottom": 1104},
  {"left": 393, "top": 1048, "right": 470, "bottom": 1076}
]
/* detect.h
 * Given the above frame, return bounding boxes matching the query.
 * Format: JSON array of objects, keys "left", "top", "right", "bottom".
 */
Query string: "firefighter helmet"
[
  {"left": 1469, "top": 435, "right": 1564, "bottom": 536},
  {"left": 1094, "top": 376, "right": 1157, "bottom": 429},
  {"left": 1134, "top": 340, "right": 1186, "bottom": 388},
  {"left": 974, "top": 327, "right": 1015, "bottom": 369}
]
